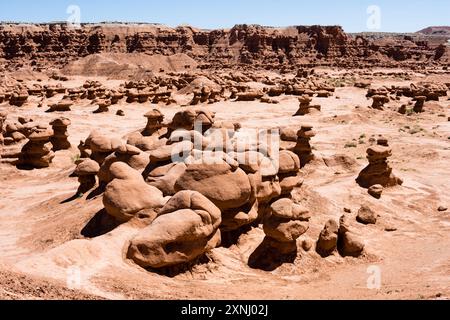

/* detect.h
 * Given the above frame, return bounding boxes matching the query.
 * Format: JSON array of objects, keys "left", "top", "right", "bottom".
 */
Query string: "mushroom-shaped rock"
[
  {"left": 98, "top": 144, "right": 150, "bottom": 184},
  {"left": 250, "top": 198, "right": 309, "bottom": 270},
  {"left": 93, "top": 99, "right": 112, "bottom": 113},
  {"left": 143, "top": 109, "right": 165, "bottom": 136},
  {"left": 127, "top": 190, "right": 221, "bottom": 269},
  {"left": 356, "top": 144, "right": 402, "bottom": 188},
  {"left": 50, "top": 117, "right": 71, "bottom": 151},
  {"left": 18, "top": 127, "right": 55, "bottom": 168},
  {"left": 413, "top": 96, "right": 426, "bottom": 113},
  {"left": 74, "top": 159, "right": 100, "bottom": 194},
  {"left": 103, "top": 163, "right": 165, "bottom": 222},
  {"left": 88, "top": 132, "right": 123, "bottom": 165},
  {"left": 169, "top": 109, "right": 215, "bottom": 133},
  {"left": 294, "top": 95, "right": 317, "bottom": 116}
]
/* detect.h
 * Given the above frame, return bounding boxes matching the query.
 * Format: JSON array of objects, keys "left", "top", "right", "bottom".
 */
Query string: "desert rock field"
[{"left": 0, "top": 23, "right": 449, "bottom": 300}]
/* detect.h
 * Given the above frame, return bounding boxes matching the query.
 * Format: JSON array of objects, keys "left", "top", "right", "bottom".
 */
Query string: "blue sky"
[{"left": 0, "top": 0, "right": 449, "bottom": 32}]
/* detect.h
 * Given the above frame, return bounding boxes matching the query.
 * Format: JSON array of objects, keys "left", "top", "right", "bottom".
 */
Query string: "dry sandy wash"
[{"left": 0, "top": 24, "right": 449, "bottom": 300}]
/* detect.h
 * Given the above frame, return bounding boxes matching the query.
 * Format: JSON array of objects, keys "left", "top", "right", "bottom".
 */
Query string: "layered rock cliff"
[{"left": 0, "top": 23, "right": 448, "bottom": 71}]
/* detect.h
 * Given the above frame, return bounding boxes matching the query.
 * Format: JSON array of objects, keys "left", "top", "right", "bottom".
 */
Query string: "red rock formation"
[{"left": 1, "top": 23, "right": 446, "bottom": 72}]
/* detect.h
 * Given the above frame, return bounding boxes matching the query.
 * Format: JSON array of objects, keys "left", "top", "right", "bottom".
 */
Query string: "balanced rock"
[
  {"left": 277, "top": 150, "right": 302, "bottom": 196},
  {"left": 93, "top": 99, "right": 112, "bottom": 113},
  {"left": 250, "top": 198, "right": 310, "bottom": 269}
]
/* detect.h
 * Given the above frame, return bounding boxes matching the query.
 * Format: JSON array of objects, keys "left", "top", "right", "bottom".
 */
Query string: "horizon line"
[{"left": 0, "top": 20, "right": 446, "bottom": 34}]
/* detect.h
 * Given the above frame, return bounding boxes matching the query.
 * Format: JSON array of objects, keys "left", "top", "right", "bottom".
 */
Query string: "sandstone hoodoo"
[
  {"left": 86, "top": 131, "right": 123, "bottom": 165},
  {"left": 17, "top": 127, "right": 55, "bottom": 169},
  {"left": 277, "top": 150, "right": 303, "bottom": 196},
  {"left": 50, "top": 117, "right": 71, "bottom": 151},
  {"left": 294, "top": 95, "right": 321, "bottom": 116},
  {"left": 293, "top": 125, "right": 316, "bottom": 167},
  {"left": 413, "top": 96, "right": 426, "bottom": 113},
  {"left": 263, "top": 198, "right": 310, "bottom": 247},
  {"left": 143, "top": 109, "right": 165, "bottom": 136},
  {"left": 98, "top": 144, "right": 149, "bottom": 185},
  {"left": 356, "top": 139, "right": 403, "bottom": 189},
  {"left": 93, "top": 98, "right": 112, "bottom": 114},
  {"left": 74, "top": 159, "right": 100, "bottom": 194},
  {"left": 0, "top": 111, "right": 7, "bottom": 145},
  {"left": 371, "top": 95, "right": 390, "bottom": 110}
]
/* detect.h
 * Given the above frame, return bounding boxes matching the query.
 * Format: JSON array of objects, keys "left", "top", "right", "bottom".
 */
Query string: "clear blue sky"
[{"left": 0, "top": 0, "right": 449, "bottom": 33}]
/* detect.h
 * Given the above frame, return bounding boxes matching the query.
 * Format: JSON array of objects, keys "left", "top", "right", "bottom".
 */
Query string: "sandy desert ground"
[{"left": 0, "top": 24, "right": 449, "bottom": 300}]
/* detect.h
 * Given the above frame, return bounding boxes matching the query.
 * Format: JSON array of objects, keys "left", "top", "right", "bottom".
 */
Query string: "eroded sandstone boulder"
[
  {"left": 174, "top": 160, "right": 251, "bottom": 211},
  {"left": 103, "top": 162, "right": 164, "bottom": 222},
  {"left": 316, "top": 219, "right": 339, "bottom": 257},
  {"left": 127, "top": 190, "right": 221, "bottom": 269}
]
